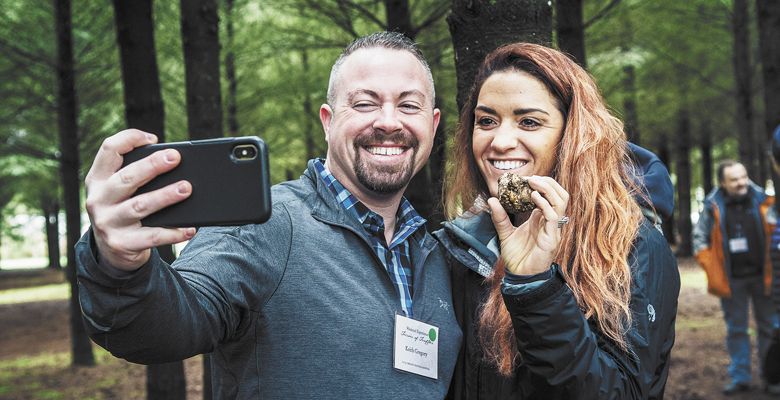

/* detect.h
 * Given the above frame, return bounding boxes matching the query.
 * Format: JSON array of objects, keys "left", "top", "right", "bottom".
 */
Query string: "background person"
[
  {"left": 75, "top": 32, "right": 462, "bottom": 399},
  {"left": 435, "top": 42, "right": 679, "bottom": 399},
  {"left": 693, "top": 159, "right": 777, "bottom": 395}
]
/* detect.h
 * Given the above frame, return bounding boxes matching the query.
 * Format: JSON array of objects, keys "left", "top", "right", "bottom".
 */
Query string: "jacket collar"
[
  {"left": 436, "top": 210, "right": 499, "bottom": 277},
  {"left": 707, "top": 182, "right": 767, "bottom": 208},
  {"left": 300, "top": 159, "right": 358, "bottom": 230},
  {"left": 303, "top": 159, "right": 434, "bottom": 251}
]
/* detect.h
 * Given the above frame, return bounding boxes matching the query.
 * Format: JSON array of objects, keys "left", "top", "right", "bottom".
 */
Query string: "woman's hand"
[{"left": 487, "top": 175, "right": 570, "bottom": 275}]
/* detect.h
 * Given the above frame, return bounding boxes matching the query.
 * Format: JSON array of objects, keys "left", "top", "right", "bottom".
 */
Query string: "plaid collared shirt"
[{"left": 315, "top": 159, "right": 425, "bottom": 318}]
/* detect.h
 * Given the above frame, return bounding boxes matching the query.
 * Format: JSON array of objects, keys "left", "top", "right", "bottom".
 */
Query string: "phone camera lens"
[{"left": 233, "top": 144, "right": 257, "bottom": 160}]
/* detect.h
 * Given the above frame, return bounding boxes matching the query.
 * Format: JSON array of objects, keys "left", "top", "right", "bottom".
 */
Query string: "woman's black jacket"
[{"left": 434, "top": 215, "right": 679, "bottom": 400}]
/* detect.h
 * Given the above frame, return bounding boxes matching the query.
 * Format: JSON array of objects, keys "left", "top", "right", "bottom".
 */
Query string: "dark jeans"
[{"left": 720, "top": 276, "right": 778, "bottom": 384}]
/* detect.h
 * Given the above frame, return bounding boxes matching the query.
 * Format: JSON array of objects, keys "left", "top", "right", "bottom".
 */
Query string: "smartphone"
[{"left": 122, "top": 136, "right": 271, "bottom": 227}]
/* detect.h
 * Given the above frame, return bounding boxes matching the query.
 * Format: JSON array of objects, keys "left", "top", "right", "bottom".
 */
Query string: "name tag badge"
[
  {"left": 729, "top": 237, "right": 749, "bottom": 253},
  {"left": 393, "top": 314, "right": 439, "bottom": 379}
]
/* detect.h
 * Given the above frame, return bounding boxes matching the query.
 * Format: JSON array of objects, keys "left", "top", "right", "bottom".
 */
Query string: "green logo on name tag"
[{"left": 428, "top": 328, "right": 437, "bottom": 342}]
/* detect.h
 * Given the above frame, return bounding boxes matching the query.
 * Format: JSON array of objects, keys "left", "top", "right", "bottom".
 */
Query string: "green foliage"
[
  {"left": 0, "top": 0, "right": 767, "bottom": 221},
  {"left": 588, "top": 1, "right": 733, "bottom": 142},
  {"left": 72, "top": 0, "right": 126, "bottom": 165},
  {"left": 154, "top": 0, "right": 188, "bottom": 141},
  {"left": 0, "top": 0, "right": 123, "bottom": 225},
  {"left": 583, "top": 0, "right": 753, "bottom": 192}
]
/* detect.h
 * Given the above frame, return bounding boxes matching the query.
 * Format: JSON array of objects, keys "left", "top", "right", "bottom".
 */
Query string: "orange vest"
[{"left": 696, "top": 196, "right": 775, "bottom": 297}]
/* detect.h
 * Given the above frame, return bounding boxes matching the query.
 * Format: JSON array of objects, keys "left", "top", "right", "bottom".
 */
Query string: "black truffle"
[{"left": 497, "top": 172, "right": 535, "bottom": 213}]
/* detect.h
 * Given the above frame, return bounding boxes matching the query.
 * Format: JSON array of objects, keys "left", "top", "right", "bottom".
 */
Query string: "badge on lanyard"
[
  {"left": 393, "top": 314, "right": 439, "bottom": 379},
  {"left": 729, "top": 237, "right": 749, "bottom": 253},
  {"left": 730, "top": 221, "right": 749, "bottom": 254}
]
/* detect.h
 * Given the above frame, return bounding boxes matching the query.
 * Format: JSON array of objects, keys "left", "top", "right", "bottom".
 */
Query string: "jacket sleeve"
[
  {"left": 502, "top": 222, "right": 679, "bottom": 400},
  {"left": 76, "top": 204, "right": 293, "bottom": 364},
  {"left": 692, "top": 201, "right": 713, "bottom": 256}
]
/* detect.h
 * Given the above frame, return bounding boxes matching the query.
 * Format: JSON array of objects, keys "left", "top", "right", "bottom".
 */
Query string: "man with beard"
[
  {"left": 75, "top": 32, "right": 462, "bottom": 399},
  {"left": 694, "top": 160, "right": 778, "bottom": 395}
]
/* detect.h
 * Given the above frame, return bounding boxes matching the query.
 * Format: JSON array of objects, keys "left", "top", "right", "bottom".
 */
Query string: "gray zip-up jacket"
[{"left": 76, "top": 160, "right": 462, "bottom": 399}]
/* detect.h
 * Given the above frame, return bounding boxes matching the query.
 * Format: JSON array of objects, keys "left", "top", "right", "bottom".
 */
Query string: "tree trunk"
[
  {"left": 428, "top": 97, "right": 447, "bottom": 226},
  {"left": 655, "top": 134, "right": 676, "bottom": 245},
  {"left": 0, "top": 215, "right": 3, "bottom": 269},
  {"left": 55, "top": 0, "right": 95, "bottom": 367},
  {"left": 225, "top": 0, "right": 238, "bottom": 136},
  {"left": 675, "top": 109, "right": 692, "bottom": 257},
  {"left": 700, "top": 123, "right": 713, "bottom": 195},
  {"left": 146, "top": 362, "right": 186, "bottom": 400},
  {"left": 112, "top": 0, "right": 187, "bottom": 397},
  {"left": 0, "top": 178, "right": 15, "bottom": 270},
  {"left": 555, "top": 0, "right": 586, "bottom": 67},
  {"left": 181, "top": 2, "right": 223, "bottom": 397},
  {"left": 733, "top": 0, "right": 757, "bottom": 179},
  {"left": 44, "top": 200, "right": 61, "bottom": 269},
  {"left": 619, "top": 6, "right": 639, "bottom": 145},
  {"left": 301, "top": 48, "right": 317, "bottom": 161},
  {"left": 757, "top": 0, "right": 780, "bottom": 138},
  {"left": 622, "top": 65, "right": 640, "bottom": 145},
  {"left": 181, "top": 0, "right": 223, "bottom": 139},
  {"left": 385, "top": 0, "right": 413, "bottom": 36},
  {"left": 202, "top": 354, "right": 213, "bottom": 400},
  {"left": 113, "top": 0, "right": 165, "bottom": 135},
  {"left": 758, "top": 138, "right": 769, "bottom": 187},
  {"left": 757, "top": 0, "right": 780, "bottom": 192},
  {"left": 295, "top": 3, "right": 318, "bottom": 163},
  {"left": 449, "top": 0, "right": 553, "bottom": 111}
]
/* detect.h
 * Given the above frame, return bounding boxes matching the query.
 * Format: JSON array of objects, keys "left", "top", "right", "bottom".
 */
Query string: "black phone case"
[{"left": 122, "top": 136, "right": 271, "bottom": 227}]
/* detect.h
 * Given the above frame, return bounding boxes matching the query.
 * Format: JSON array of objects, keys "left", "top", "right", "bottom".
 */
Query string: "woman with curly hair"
[{"left": 434, "top": 43, "right": 679, "bottom": 399}]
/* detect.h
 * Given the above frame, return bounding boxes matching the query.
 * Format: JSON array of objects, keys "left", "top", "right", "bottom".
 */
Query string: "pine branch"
[
  {"left": 637, "top": 38, "right": 733, "bottom": 96},
  {"left": 414, "top": 2, "right": 449, "bottom": 36},
  {"left": 340, "top": 0, "right": 385, "bottom": 29},
  {"left": 0, "top": 37, "right": 54, "bottom": 68},
  {"left": 584, "top": 0, "right": 622, "bottom": 29},
  {"left": 1, "top": 137, "right": 58, "bottom": 161},
  {"left": 301, "top": 0, "right": 360, "bottom": 38}
]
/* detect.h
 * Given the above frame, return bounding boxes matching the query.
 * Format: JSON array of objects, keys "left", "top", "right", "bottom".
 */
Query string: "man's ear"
[
  {"left": 319, "top": 104, "right": 333, "bottom": 141},
  {"left": 432, "top": 108, "right": 441, "bottom": 136}
]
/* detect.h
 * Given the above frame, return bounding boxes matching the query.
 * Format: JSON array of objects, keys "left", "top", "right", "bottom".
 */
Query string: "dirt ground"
[
  {"left": 0, "top": 269, "right": 204, "bottom": 400},
  {"left": 666, "top": 259, "right": 779, "bottom": 400},
  {"left": 1, "top": 259, "right": 779, "bottom": 399}
]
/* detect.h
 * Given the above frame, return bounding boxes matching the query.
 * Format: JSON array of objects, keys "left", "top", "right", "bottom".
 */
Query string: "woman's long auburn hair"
[{"left": 443, "top": 43, "right": 644, "bottom": 376}]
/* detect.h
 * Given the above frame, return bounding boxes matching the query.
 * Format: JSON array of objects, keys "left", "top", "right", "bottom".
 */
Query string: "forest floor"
[{"left": 0, "top": 259, "right": 778, "bottom": 399}]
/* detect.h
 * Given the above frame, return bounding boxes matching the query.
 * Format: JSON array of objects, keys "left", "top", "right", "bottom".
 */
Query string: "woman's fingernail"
[{"left": 177, "top": 182, "right": 190, "bottom": 194}]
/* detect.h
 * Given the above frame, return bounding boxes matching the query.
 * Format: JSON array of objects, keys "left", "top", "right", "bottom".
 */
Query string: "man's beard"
[
  {"left": 727, "top": 187, "right": 750, "bottom": 202},
  {"left": 353, "top": 131, "right": 418, "bottom": 194}
]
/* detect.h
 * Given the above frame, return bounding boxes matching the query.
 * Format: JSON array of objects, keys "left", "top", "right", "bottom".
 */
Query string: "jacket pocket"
[{"left": 696, "top": 247, "right": 730, "bottom": 297}]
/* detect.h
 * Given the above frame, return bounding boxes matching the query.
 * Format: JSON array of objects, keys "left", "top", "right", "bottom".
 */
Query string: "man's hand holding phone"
[{"left": 85, "top": 129, "right": 196, "bottom": 272}]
